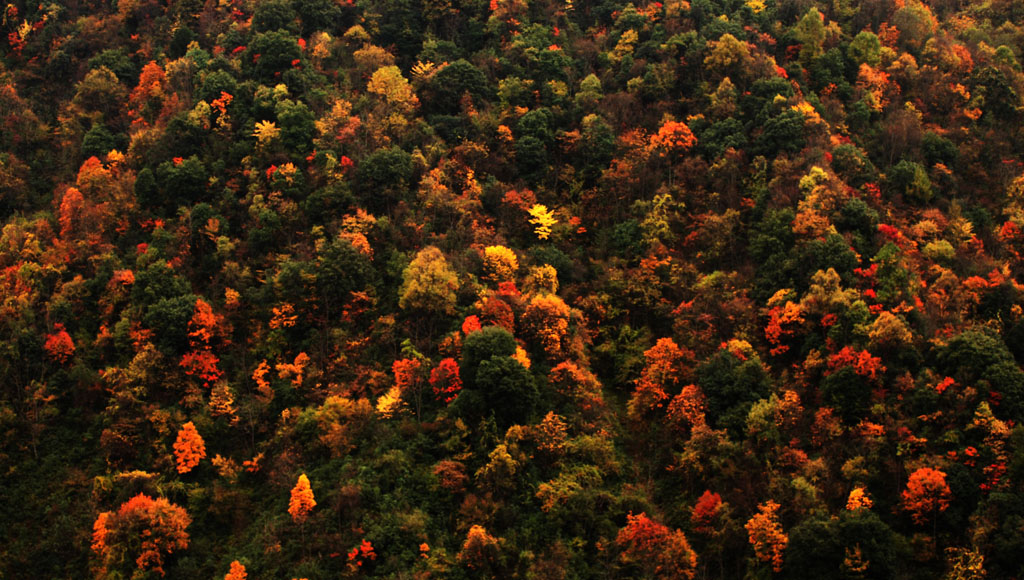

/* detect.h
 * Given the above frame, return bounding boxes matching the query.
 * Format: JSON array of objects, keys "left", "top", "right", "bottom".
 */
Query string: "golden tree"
[
  {"left": 289, "top": 473, "right": 316, "bottom": 523},
  {"left": 745, "top": 500, "right": 787, "bottom": 573}
]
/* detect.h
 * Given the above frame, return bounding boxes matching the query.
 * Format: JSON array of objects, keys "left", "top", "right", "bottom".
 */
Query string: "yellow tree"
[
  {"left": 483, "top": 245, "right": 519, "bottom": 284},
  {"left": 398, "top": 246, "right": 460, "bottom": 316},
  {"left": 528, "top": 204, "right": 557, "bottom": 240}
]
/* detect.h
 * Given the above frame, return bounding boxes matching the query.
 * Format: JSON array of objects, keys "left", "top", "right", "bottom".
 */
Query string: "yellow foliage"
[
  {"left": 528, "top": 204, "right": 557, "bottom": 240},
  {"left": 483, "top": 245, "right": 519, "bottom": 283},
  {"left": 252, "top": 120, "right": 280, "bottom": 145},
  {"left": 376, "top": 386, "right": 403, "bottom": 418}
]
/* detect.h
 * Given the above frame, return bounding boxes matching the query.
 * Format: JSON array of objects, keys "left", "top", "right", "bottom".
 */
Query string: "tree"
[
  {"left": 528, "top": 204, "right": 557, "bottom": 240},
  {"left": 92, "top": 494, "right": 191, "bottom": 577},
  {"left": 289, "top": 473, "right": 316, "bottom": 523},
  {"left": 902, "top": 467, "right": 951, "bottom": 525},
  {"left": 745, "top": 500, "right": 787, "bottom": 573},
  {"left": 483, "top": 245, "right": 519, "bottom": 284},
  {"left": 522, "top": 293, "right": 571, "bottom": 360},
  {"left": 399, "top": 246, "right": 459, "bottom": 315},
  {"left": 225, "top": 560, "right": 247, "bottom": 580},
  {"left": 616, "top": 512, "right": 698, "bottom": 579},
  {"left": 173, "top": 421, "right": 206, "bottom": 474},
  {"left": 430, "top": 358, "right": 462, "bottom": 403},
  {"left": 458, "top": 524, "right": 501, "bottom": 571},
  {"left": 794, "top": 7, "right": 826, "bottom": 66}
]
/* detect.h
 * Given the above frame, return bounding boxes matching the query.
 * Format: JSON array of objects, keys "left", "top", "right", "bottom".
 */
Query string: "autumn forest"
[{"left": 2, "top": 0, "right": 1024, "bottom": 578}]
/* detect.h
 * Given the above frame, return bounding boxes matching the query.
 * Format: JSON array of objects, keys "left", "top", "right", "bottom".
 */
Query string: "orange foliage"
[
  {"left": 434, "top": 459, "right": 469, "bottom": 492},
  {"left": 393, "top": 358, "right": 422, "bottom": 392},
  {"left": 92, "top": 494, "right": 190, "bottom": 577},
  {"left": 225, "top": 560, "right": 247, "bottom": 580},
  {"left": 289, "top": 473, "right": 316, "bottom": 523},
  {"left": 173, "top": 421, "right": 206, "bottom": 474},
  {"left": 58, "top": 187, "right": 85, "bottom": 238},
  {"left": 827, "top": 346, "right": 886, "bottom": 380},
  {"left": 269, "top": 302, "right": 298, "bottom": 329},
  {"left": 616, "top": 512, "right": 698, "bottom": 579},
  {"left": 745, "top": 500, "right": 787, "bottom": 573},
  {"left": 666, "top": 384, "right": 707, "bottom": 431},
  {"left": 480, "top": 297, "right": 515, "bottom": 333},
  {"left": 523, "top": 294, "right": 570, "bottom": 359},
  {"left": 765, "top": 301, "right": 804, "bottom": 355},
  {"left": 276, "top": 352, "right": 310, "bottom": 387},
  {"left": 846, "top": 487, "right": 873, "bottom": 510},
  {"left": 458, "top": 525, "right": 500, "bottom": 569},
  {"left": 650, "top": 120, "right": 697, "bottom": 155},
  {"left": 902, "top": 467, "right": 951, "bottom": 525},
  {"left": 347, "top": 538, "right": 377, "bottom": 569},
  {"left": 534, "top": 411, "right": 568, "bottom": 455},
  {"left": 188, "top": 298, "right": 219, "bottom": 346},
  {"left": 629, "top": 338, "right": 690, "bottom": 420},
  {"left": 252, "top": 360, "right": 272, "bottom": 401}
]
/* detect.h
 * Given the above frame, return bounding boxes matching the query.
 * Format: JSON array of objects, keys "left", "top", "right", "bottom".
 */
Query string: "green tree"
[{"left": 398, "top": 246, "right": 459, "bottom": 315}]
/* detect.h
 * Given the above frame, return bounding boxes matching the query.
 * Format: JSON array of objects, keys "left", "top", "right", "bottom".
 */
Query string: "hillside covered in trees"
[{"left": 3, "top": 0, "right": 1024, "bottom": 578}]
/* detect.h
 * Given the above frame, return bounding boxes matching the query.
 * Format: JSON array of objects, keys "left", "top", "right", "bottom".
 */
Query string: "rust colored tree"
[
  {"left": 902, "top": 467, "right": 951, "bottom": 525},
  {"left": 745, "top": 500, "right": 787, "bottom": 573},
  {"left": 91, "top": 494, "right": 191, "bottom": 577},
  {"left": 616, "top": 512, "right": 698, "bottom": 579}
]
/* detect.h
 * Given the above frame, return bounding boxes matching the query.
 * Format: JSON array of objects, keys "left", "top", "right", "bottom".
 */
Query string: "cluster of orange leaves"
[
  {"left": 764, "top": 301, "right": 804, "bottom": 356},
  {"left": 615, "top": 512, "right": 698, "bottom": 579},
  {"left": 288, "top": 473, "right": 316, "bottom": 523},
  {"left": 745, "top": 500, "right": 787, "bottom": 572},
  {"left": 902, "top": 467, "right": 951, "bottom": 524},
  {"left": 92, "top": 494, "right": 190, "bottom": 577},
  {"left": 173, "top": 421, "right": 206, "bottom": 474},
  {"left": 846, "top": 487, "right": 873, "bottom": 510},
  {"left": 347, "top": 539, "right": 377, "bottom": 568}
]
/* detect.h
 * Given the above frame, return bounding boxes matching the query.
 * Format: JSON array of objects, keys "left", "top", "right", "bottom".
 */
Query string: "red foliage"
[
  {"left": 462, "top": 315, "right": 482, "bottom": 335},
  {"left": 180, "top": 350, "right": 223, "bottom": 387},
  {"left": 691, "top": 490, "right": 722, "bottom": 533},
  {"left": 826, "top": 346, "right": 885, "bottom": 380},
  {"left": 44, "top": 323, "right": 75, "bottom": 364},
  {"left": 429, "top": 358, "right": 462, "bottom": 403}
]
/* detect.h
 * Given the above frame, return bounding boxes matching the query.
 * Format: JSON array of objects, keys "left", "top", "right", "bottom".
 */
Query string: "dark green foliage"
[
  {"left": 426, "top": 59, "right": 493, "bottom": 114},
  {"left": 355, "top": 146, "right": 414, "bottom": 211},
  {"left": 696, "top": 350, "right": 771, "bottom": 434},
  {"left": 244, "top": 31, "right": 303, "bottom": 82}
]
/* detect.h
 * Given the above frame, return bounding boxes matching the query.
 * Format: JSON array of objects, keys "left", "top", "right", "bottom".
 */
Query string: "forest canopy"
[{"left": 2, "top": 0, "right": 1024, "bottom": 578}]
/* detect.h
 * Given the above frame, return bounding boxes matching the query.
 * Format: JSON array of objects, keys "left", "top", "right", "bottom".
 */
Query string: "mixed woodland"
[{"left": 3, "top": 0, "right": 1024, "bottom": 577}]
